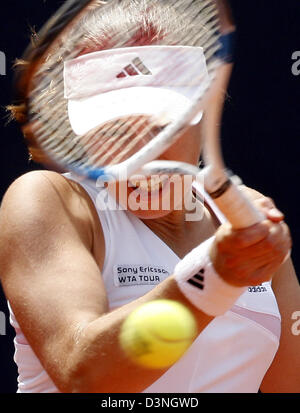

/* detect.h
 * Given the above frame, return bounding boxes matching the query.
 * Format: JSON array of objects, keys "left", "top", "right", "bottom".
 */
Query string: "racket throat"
[{"left": 201, "top": 165, "right": 229, "bottom": 197}]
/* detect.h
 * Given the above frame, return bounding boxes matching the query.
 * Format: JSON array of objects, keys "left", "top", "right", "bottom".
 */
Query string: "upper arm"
[
  {"left": 235, "top": 185, "right": 300, "bottom": 391},
  {"left": 260, "top": 258, "right": 300, "bottom": 393},
  {"left": 0, "top": 171, "right": 108, "bottom": 389}
]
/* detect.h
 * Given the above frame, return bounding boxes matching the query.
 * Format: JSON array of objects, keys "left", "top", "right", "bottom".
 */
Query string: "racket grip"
[{"left": 211, "top": 182, "right": 265, "bottom": 229}]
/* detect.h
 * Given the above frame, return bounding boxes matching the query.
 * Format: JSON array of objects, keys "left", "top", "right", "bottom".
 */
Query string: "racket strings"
[
  {"left": 36, "top": 101, "right": 152, "bottom": 166},
  {"left": 69, "top": 57, "right": 203, "bottom": 167},
  {"left": 27, "top": 0, "right": 222, "bottom": 172},
  {"left": 31, "top": 0, "right": 218, "bottom": 98},
  {"left": 84, "top": 118, "right": 147, "bottom": 166},
  {"left": 107, "top": 121, "right": 165, "bottom": 166},
  {"left": 32, "top": 0, "right": 218, "bottom": 94},
  {"left": 43, "top": 113, "right": 151, "bottom": 167},
  {"left": 34, "top": 53, "right": 204, "bottom": 168},
  {"left": 176, "top": 3, "right": 220, "bottom": 62},
  {"left": 79, "top": 114, "right": 165, "bottom": 167}
]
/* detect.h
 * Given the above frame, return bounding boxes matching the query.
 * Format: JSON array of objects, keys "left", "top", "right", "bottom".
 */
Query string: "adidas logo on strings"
[
  {"left": 117, "top": 57, "right": 152, "bottom": 78},
  {"left": 187, "top": 269, "right": 205, "bottom": 290}
]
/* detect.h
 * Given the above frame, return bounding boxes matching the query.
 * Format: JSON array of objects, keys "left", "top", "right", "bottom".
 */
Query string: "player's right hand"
[{"left": 209, "top": 217, "right": 292, "bottom": 287}]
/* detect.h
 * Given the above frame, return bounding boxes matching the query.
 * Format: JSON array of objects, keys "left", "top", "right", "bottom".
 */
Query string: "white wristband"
[{"left": 174, "top": 236, "right": 247, "bottom": 316}]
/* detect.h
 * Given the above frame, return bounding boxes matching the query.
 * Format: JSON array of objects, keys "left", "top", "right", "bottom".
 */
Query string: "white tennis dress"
[{"left": 8, "top": 173, "right": 281, "bottom": 393}]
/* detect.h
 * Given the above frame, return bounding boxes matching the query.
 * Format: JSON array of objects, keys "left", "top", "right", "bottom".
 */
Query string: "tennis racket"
[{"left": 14, "top": 0, "right": 263, "bottom": 229}]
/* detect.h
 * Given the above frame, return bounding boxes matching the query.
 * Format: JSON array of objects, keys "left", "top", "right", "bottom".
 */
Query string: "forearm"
[{"left": 65, "top": 276, "right": 213, "bottom": 393}]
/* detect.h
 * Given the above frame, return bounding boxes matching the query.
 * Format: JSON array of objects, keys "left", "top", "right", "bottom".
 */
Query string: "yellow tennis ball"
[{"left": 119, "top": 299, "right": 197, "bottom": 369}]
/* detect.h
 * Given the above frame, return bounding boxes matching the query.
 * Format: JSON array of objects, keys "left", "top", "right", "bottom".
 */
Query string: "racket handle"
[{"left": 211, "top": 181, "right": 265, "bottom": 229}]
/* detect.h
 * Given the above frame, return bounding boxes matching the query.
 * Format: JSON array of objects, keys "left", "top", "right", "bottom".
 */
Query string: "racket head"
[{"left": 15, "top": 0, "right": 226, "bottom": 180}]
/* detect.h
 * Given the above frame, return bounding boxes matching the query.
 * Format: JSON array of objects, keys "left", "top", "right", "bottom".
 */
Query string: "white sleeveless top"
[{"left": 9, "top": 173, "right": 281, "bottom": 393}]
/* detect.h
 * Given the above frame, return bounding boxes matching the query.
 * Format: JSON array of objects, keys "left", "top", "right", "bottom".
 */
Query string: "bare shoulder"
[
  {"left": 0, "top": 171, "right": 109, "bottom": 390},
  {"left": 1, "top": 170, "right": 92, "bottom": 215},
  {"left": 0, "top": 170, "right": 105, "bottom": 275}
]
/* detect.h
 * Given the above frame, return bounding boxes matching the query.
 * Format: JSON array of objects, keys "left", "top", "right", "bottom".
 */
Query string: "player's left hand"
[{"left": 239, "top": 186, "right": 286, "bottom": 223}]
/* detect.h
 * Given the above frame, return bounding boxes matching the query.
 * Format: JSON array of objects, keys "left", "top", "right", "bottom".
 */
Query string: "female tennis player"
[{"left": 0, "top": 1, "right": 299, "bottom": 393}]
